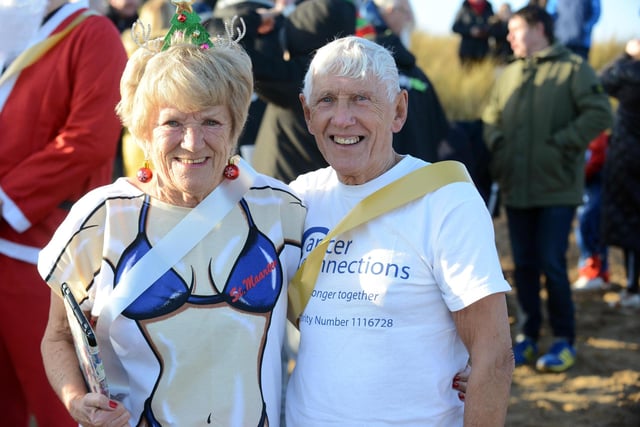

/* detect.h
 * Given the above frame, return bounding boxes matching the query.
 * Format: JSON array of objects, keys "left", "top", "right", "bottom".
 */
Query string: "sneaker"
[
  {"left": 619, "top": 291, "right": 640, "bottom": 309},
  {"left": 573, "top": 256, "right": 607, "bottom": 290},
  {"left": 513, "top": 335, "right": 537, "bottom": 366},
  {"left": 573, "top": 275, "right": 605, "bottom": 290},
  {"left": 536, "top": 339, "right": 576, "bottom": 372}
]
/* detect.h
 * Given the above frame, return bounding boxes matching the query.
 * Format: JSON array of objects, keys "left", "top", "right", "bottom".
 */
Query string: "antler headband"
[{"left": 131, "top": 0, "right": 247, "bottom": 52}]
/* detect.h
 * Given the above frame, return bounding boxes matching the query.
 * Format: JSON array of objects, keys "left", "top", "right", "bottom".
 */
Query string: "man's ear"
[
  {"left": 299, "top": 93, "right": 315, "bottom": 135},
  {"left": 391, "top": 89, "right": 409, "bottom": 133}
]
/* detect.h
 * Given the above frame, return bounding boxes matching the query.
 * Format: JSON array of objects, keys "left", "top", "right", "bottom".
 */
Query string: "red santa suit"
[{"left": 0, "top": 1, "right": 127, "bottom": 425}]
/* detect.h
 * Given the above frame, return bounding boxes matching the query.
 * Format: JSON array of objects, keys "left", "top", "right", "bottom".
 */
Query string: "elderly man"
[{"left": 286, "top": 35, "right": 514, "bottom": 427}]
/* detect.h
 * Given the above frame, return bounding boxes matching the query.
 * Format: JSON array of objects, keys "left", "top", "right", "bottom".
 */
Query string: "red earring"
[
  {"left": 223, "top": 159, "right": 239, "bottom": 180},
  {"left": 137, "top": 160, "right": 153, "bottom": 183}
]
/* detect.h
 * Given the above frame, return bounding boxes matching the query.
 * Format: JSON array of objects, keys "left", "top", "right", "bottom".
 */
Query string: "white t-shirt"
[
  {"left": 286, "top": 156, "right": 511, "bottom": 427},
  {"left": 39, "top": 175, "right": 306, "bottom": 427}
]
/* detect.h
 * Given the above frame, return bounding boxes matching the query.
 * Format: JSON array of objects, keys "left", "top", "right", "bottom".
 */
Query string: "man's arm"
[{"left": 452, "top": 292, "right": 514, "bottom": 426}]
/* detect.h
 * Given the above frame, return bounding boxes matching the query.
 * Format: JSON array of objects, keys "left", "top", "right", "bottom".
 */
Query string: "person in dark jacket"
[
  {"left": 452, "top": 0, "right": 496, "bottom": 67},
  {"left": 248, "top": 0, "right": 357, "bottom": 182},
  {"left": 363, "top": 0, "right": 495, "bottom": 203},
  {"left": 600, "top": 38, "right": 640, "bottom": 309},
  {"left": 206, "top": 0, "right": 278, "bottom": 155},
  {"left": 482, "top": 5, "right": 612, "bottom": 372},
  {"left": 106, "top": 0, "right": 142, "bottom": 33},
  {"left": 488, "top": 2, "right": 513, "bottom": 63}
]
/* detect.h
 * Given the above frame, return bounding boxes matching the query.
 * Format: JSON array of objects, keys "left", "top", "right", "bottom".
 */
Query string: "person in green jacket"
[{"left": 482, "top": 4, "right": 611, "bottom": 373}]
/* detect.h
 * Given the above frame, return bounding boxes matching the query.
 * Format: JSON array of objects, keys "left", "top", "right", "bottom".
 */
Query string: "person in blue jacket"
[{"left": 545, "top": 0, "right": 600, "bottom": 59}]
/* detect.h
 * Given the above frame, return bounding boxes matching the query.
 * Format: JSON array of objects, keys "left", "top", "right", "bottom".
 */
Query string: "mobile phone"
[{"left": 60, "top": 282, "right": 109, "bottom": 396}]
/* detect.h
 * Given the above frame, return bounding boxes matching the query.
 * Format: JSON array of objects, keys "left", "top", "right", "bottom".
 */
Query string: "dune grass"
[{"left": 410, "top": 32, "right": 625, "bottom": 122}]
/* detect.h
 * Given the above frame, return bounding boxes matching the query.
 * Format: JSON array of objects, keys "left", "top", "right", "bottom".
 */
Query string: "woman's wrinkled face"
[{"left": 147, "top": 105, "right": 235, "bottom": 207}]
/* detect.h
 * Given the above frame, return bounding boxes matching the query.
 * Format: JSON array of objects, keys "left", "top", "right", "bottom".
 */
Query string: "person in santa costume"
[{"left": 0, "top": 1, "right": 126, "bottom": 425}]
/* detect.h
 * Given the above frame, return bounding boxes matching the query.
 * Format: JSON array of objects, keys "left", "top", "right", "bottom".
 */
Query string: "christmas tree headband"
[
  {"left": 161, "top": 1, "right": 213, "bottom": 51},
  {"left": 131, "top": 0, "right": 246, "bottom": 53}
]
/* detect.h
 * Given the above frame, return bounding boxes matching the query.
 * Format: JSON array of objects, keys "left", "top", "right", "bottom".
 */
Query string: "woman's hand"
[
  {"left": 69, "top": 393, "right": 131, "bottom": 427},
  {"left": 43, "top": 292, "right": 129, "bottom": 425},
  {"left": 452, "top": 363, "right": 471, "bottom": 402}
]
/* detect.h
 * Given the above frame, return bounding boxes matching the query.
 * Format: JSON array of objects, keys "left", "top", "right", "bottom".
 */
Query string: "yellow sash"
[
  {"left": 287, "top": 160, "right": 473, "bottom": 327},
  {"left": 0, "top": 10, "right": 97, "bottom": 87}
]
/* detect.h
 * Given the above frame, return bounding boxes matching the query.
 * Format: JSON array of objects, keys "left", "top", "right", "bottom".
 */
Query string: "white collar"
[{"left": 39, "top": 0, "right": 88, "bottom": 40}]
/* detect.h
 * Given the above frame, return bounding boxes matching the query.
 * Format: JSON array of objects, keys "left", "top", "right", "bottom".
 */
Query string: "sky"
[{"left": 409, "top": 0, "right": 639, "bottom": 42}]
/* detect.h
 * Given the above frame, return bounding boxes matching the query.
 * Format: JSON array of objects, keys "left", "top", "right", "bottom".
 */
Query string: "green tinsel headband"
[
  {"left": 130, "top": 1, "right": 247, "bottom": 54},
  {"left": 161, "top": 1, "right": 213, "bottom": 51}
]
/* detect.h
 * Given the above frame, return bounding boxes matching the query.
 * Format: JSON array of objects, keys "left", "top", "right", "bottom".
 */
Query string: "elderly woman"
[{"left": 38, "top": 4, "right": 305, "bottom": 426}]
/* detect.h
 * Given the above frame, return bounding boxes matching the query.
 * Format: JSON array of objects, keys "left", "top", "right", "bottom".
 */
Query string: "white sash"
[{"left": 96, "top": 157, "right": 257, "bottom": 399}]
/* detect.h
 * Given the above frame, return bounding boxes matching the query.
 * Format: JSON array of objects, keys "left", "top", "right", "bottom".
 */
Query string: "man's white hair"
[{"left": 302, "top": 36, "right": 400, "bottom": 104}]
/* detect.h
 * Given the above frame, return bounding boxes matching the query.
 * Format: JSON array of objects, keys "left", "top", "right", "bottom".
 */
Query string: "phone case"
[{"left": 61, "top": 283, "right": 109, "bottom": 397}]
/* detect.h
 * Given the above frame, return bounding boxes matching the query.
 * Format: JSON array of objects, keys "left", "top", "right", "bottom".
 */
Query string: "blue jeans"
[
  {"left": 576, "top": 177, "right": 608, "bottom": 270},
  {"left": 506, "top": 206, "right": 576, "bottom": 344}
]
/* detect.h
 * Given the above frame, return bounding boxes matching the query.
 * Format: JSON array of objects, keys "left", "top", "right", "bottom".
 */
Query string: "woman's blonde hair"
[{"left": 116, "top": 35, "right": 253, "bottom": 150}]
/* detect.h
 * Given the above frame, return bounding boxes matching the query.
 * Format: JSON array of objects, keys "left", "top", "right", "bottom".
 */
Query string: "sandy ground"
[{"left": 493, "top": 215, "right": 640, "bottom": 427}]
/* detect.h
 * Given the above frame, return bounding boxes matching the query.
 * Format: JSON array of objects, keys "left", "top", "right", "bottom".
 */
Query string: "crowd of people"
[
  {"left": 452, "top": 0, "right": 513, "bottom": 66},
  {"left": 0, "top": 0, "right": 637, "bottom": 426}
]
